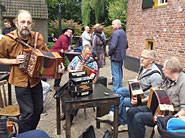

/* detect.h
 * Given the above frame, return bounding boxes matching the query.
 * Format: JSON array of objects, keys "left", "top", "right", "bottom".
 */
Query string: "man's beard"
[{"left": 19, "top": 29, "right": 31, "bottom": 38}]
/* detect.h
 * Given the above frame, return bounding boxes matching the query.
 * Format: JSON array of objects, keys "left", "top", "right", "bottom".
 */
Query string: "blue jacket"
[{"left": 108, "top": 28, "right": 128, "bottom": 61}]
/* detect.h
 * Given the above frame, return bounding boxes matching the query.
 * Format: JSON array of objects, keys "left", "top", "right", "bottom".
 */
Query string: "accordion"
[
  {"left": 147, "top": 88, "right": 174, "bottom": 122},
  {"left": 19, "top": 49, "right": 62, "bottom": 79},
  {"left": 128, "top": 79, "right": 144, "bottom": 106},
  {"left": 68, "top": 71, "right": 93, "bottom": 97}
]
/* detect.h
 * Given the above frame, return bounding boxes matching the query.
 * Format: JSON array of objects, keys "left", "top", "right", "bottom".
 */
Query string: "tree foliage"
[
  {"left": 45, "top": 0, "right": 82, "bottom": 23},
  {"left": 81, "top": 0, "right": 108, "bottom": 26},
  {"left": 107, "top": 0, "right": 128, "bottom": 30}
]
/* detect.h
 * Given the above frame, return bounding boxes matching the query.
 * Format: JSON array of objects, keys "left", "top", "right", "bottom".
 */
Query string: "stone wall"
[
  {"left": 126, "top": 0, "right": 185, "bottom": 69},
  {"left": 32, "top": 19, "right": 48, "bottom": 43}
]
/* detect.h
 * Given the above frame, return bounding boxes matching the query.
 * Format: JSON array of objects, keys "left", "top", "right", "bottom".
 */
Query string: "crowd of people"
[{"left": 0, "top": 9, "right": 184, "bottom": 138}]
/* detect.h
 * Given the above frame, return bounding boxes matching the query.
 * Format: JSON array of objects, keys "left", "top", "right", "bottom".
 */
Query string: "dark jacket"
[{"left": 108, "top": 28, "right": 128, "bottom": 61}]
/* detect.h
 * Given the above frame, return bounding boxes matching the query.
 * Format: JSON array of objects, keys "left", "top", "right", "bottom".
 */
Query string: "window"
[
  {"left": 146, "top": 40, "right": 154, "bottom": 50},
  {"left": 154, "top": 0, "right": 168, "bottom": 8},
  {"left": 142, "top": 0, "right": 154, "bottom": 9}
]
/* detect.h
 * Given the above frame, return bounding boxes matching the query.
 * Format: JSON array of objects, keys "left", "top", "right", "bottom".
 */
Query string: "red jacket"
[{"left": 50, "top": 34, "right": 70, "bottom": 63}]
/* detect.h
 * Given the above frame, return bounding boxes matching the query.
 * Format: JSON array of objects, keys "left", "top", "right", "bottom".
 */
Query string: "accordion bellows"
[
  {"left": 147, "top": 88, "right": 174, "bottom": 122},
  {"left": 19, "top": 49, "right": 62, "bottom": 79}
]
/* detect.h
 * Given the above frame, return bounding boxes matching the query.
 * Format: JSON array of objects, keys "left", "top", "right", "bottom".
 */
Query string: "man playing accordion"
[
  {"left": 61, "top": 44, "right": 98, "bottom": 129},
  {"left": 127, "top": 57, "right": 185, "bottom": 138},
  {"left": 97, "top": 50, "right": 162, "bottom": 131},
  {"left": 0, "top": 10, "right": 64, "bottom": 133}
]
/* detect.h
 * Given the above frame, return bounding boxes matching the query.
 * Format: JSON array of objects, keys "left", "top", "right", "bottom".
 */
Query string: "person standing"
[
  {"left": 50, "top": 26, "right": 74, "bottom": 87},
  {"left": 81, "top": 26, "right": 91, "bottom": 46},
  {"left": 108, "top": 19, "right": 128, "bottom": 92},
  {"left": 92, "top": 26, "right": 105, "bottom": 68},
  {"left": 0, "top": 10, "right": 49, "bottom": 133},
  {"left": 2, "top": 19, "right": 16, "bottom": 35}
]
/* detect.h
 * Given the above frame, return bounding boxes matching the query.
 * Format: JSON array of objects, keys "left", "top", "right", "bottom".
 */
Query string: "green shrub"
[
  {"left": 64, "top": 55, "right": 69, "bottom": 70},
  {"left": 47, "top": 42, "right": 55, "bottom": 49},
  {"left": 48, "top": 19, "right": 82, "bottom": 39},
  {"left": 103, "top": 25, "right": 114, "bottom": 40}
]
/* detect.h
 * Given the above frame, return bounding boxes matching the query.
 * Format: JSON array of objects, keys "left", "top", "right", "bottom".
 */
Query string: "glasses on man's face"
[
  {"left": 140, "top": 56, "right": 150, "bottom": 60},
  {"left": 67, "top": 30, "right": 73, "bottom": 34},
  {"left": 85, "top": 53, "right": 92, "bottom": 56}
]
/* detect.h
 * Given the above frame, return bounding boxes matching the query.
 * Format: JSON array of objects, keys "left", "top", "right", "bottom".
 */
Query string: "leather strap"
[{"left": 34, "top": 32, "right": 39, "bottom": 49}]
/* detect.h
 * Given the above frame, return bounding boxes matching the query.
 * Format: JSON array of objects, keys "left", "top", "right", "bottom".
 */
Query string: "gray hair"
[
  {"left": 83, "top": 44, "right": 92, "bottom": 51},
  {"left": 165, "top": 57, "right": 183, "bottom": 73},
  {"left": 14, "top": 10, "right": 32, "bottom": 24},
  {"left": 141, "top": 50, "right": 155, "bottom": 61},
  {"left": 85, "top": 26, "right": 89, "bottom": 30},
  {"left": 113, "top": 19, "right": 122, "bottom": 26}
]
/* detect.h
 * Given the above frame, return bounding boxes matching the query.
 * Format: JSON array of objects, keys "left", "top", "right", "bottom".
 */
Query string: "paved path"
[{"left": 37, "top": 56, "right": 153, "bottom": 138}]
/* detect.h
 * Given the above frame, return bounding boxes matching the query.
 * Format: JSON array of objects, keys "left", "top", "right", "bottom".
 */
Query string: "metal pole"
[{"left": 58, "top": 3, "right": 62, "bottom": 36}]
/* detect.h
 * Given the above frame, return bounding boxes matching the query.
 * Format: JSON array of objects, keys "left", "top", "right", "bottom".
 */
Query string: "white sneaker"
[
  {"left": 108, "top": 111, "right": 114, "bottom": 118},
  {"left": 111, "top": 124, "right": 128, "bottom": 132},
  {"left": 96, "top": 114, "right": 113, "bottom": 122}
]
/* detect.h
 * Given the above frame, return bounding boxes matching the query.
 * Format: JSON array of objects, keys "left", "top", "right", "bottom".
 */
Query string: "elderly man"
[
  {"left": 127, "top": 57, "right": 185, "bottom": 138},
  {"left": 81, "top": 26, "right": 91, "bottom": 46},
  {"left": 98, "top": 50, "right": 162, "bottom": 132},
  {"left": 0, "top": 10, "right": 49, "bottom": 133},
  {"left": 61, "top": 44, "right": 98, "bottom": 128},
  {"left": 108, "top": 19, "right": 128, "bottom": 92}
]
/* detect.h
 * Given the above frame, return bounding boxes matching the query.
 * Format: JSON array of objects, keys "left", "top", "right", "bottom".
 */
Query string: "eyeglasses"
[
  {"left": 67, "top": 30, "right": 73, "bottom": 34},
  {"left": 140, "top": 56, "right": 150, "bottom": 60}
]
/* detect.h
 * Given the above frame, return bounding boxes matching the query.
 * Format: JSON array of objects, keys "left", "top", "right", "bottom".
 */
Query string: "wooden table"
[{"left": 55, "top": 83, "right": 120, "bottom": 138}]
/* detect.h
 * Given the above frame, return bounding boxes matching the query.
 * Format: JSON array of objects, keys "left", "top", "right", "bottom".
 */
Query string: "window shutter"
[{"left": 142, "top": 0, "right": 154, "bottom": 9}]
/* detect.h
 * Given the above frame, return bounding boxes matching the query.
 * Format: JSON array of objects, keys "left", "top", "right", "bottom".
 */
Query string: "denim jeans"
[
  {"left": 111, "top": 60, "right": 123, "bottom": 92},
  {"left": 110, "top": 88, "right": 132, "bottom": 125},
  {"left": 127, "top": 106, "right": 155, "bottom": 138},
  {"left": 15, "top": 82, "right": 43, "bottom": 133}
]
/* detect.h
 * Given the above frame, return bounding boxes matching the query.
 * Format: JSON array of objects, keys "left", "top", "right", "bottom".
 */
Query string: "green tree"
[
  {"left": 81, "top": 0, "right": 109, "bottom": 25},
  {"left": 45, "top": 0, "right": 82, "bottom": 23},
  {"left": 107, "top": 0, "right": 128, "bottom": 30},
  {"left": 81, "top": 0, "right": 91, "bottom": 25}
]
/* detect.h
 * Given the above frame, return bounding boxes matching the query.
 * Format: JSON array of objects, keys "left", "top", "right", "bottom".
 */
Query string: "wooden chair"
[{"left": 0, "top": 80, "right": 20, "bottom": 119}]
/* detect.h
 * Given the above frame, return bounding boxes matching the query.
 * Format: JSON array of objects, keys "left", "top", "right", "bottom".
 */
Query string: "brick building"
[
  {"left": 125, "top": 0, "right": 185, "bottom": 70},
  {"left": 0, "top": 0, "right": 48, "bottom": 42}
]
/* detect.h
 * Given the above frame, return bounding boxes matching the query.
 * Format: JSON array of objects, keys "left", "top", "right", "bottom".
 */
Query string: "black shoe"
[{"left": 108, "top": 81, "right": 113, "bottom": 85}]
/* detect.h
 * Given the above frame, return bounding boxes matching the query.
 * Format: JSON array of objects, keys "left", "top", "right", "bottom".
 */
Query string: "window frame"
[
  {"left": 154, "top": 0, "right": 168, "bottom": 8},
  {"left": 146, "top": 40, "right": 154, "bottom": 50}
]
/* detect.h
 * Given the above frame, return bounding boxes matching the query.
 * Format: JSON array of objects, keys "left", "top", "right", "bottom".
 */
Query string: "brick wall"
[{"left": 126, "top": 0, "right": 185, "bottom": 69}]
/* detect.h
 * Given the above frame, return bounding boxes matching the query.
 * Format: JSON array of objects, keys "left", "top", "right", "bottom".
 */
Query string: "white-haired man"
[
  {"left": 81, "top": 26, "right": 91, "bottom": 46},
  {"left": 98, "top": 50, "right": 162, "bottom": 132},
  {"left": 108, "top": 19, "right": 128, "bottom": 92},
  {"left": 127, "top": 57, "right": 185, "bottom": 138}
]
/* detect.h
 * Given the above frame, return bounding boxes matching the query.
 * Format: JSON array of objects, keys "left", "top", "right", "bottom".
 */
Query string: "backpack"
[
  {"left": 78, "top": 125, "right": 96, "bottom": 138},
  {"left": 157, "top": 115, "right": 185, "bottom": 138}
]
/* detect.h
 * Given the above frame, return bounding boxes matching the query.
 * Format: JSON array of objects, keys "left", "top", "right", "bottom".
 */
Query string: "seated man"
[
  {"left": 127, "top": 57, "right": 185, "bottom": 138},
  {"left": 61, "top": 44, "right": 98, "bottom": 127},
  {"left": 97, "top": 50, "right": 162, "bottom": 131}
]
